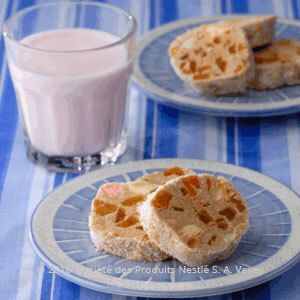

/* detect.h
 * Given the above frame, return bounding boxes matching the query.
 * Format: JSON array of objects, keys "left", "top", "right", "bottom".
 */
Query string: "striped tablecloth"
[{"left": 1, "top": 0, "right": 300, "bottom": 299}]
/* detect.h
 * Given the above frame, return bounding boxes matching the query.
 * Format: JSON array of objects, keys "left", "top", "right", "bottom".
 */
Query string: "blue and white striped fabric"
[{"left": 0, "top": 0, "right": 300, "bottom": 299}]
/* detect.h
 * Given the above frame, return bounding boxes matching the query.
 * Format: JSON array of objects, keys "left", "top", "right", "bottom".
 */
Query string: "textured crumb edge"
[
  {"left": 247, "top": 61, "right": 300, "bottom": 90},
  {"left": 169, "top": 41, "right": 255, "bottom": 96},
  {"left": 88, "top": 215, "right": 169, "bottom": 262},
  {"left": 241, "top": 15, "right": 276, "bottom": 48},
  {"left": 221, "top": 15, "right": 277, "bottom": 48},
  {"left": 139, "top": 176, "right": 249, "bottom": 267}
]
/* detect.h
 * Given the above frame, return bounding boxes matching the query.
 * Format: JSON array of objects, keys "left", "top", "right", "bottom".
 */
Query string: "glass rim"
[{"left": 2, "top": 1, "right": 137, "bottom": 54}]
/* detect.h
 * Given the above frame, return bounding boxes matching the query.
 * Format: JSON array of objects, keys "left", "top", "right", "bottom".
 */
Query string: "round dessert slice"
[
  {"left": 168, "top": 24, "right": 254, "bottom": 95},
  {"left": 139, "top": 174, "right": 249, "bottom": 267},
  {"left": 89, "top": 166, "right": 189, "bottom": 261}
]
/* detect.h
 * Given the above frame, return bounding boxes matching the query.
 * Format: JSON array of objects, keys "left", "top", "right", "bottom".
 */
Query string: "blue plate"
[
  {"left": 133, "top": 16, "right": 300, "bottom": 117},
  {"left": 30, "top": 159, "right": 300, "bottom": 297}
]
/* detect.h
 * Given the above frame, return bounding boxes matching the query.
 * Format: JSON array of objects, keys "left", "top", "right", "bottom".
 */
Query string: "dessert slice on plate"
[
  {"left": 139, "top": 174, "right": 249, "bottom": 267},
  {"left": 168, "top": 24, "right": 255, "bottom": 95},
  {"left": 89, "top": 167, "right": 190, "bottom": 261}
]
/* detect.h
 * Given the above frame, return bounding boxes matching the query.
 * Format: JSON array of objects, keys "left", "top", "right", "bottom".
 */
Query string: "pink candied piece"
[{"left": 103, "top": 183, "right": 124, "bottom": 197}]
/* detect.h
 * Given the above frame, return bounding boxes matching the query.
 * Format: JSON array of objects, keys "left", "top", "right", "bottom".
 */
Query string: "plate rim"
[
  {"left": 133, "top": 15, "right": 300, "bottom": 117},
  {"left": 30, "top": 159, "right": 300, "bottom": 298}
]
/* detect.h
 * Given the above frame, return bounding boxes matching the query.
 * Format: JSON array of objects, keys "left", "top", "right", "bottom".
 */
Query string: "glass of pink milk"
[{"left": 3, "top": 1, "right": 137, "bottom": 173}]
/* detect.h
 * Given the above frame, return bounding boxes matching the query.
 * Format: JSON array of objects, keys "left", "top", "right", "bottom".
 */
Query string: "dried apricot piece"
[
  {"left": 237, "top": 43, "right": 246, "bottom": 51},
  {"left": 172, "top": 206, "right": 185, "bottom": 212},
  {"left": 142, "top": 234, "right": 150, "bottom": 241},
  {"left": 121, "top": 194, "right": 144, "bottom": 206},
  {"left": 216, "top": 217, "right": 228, "bottom": 230},
  {"left": 219, "top": 207, "right": 236, "bottom": 221},
  {"left": 228, "top": 44, "right": 236, "bottom": 54},
  {"left": 230, "top": 197, "right": 246, "bottom": 212},
  {"left": 151, "top": 189, "right": 173, "bottom": 208},
  {"left": 180, "top": 62, "right": 186, "bottom": 69},
  {"left": 206, "top": 177, "right": 212, "bottom": 191},
  {"left": 226, "top": 188, "right": 236, "bottom": 198},
  {"left": 190, "top": 61, "right": 196, "bottom": 73},
  {"left": 180, "top": 187, "right": 188, "bottom": 196},
  {"left": 180, "top": 53, "right": 188, "bottom": 60},
  {"left": 208, "top": 234, "right": 217, "bottom": 245},
  {"left": 213, "top": 36, "right": 221, "bottom": 44},
  {"left": 189, "top": 175, "right": 201, "bottom": 189},
  {"left": 187, "top": 237, "right": 198, "bottom": 248},
  {"left": 197, "top": 209, "right": 213, "bottom": 224},
  {"left": 216, "top": 57, "right": 227, "bottom": 72},
  {"left": 197, "top": 65, "right": 211, "bottom": 72},
  {"left": 163, "top": 166, "right": 185, "bottom": 176},
  {"left": 117, "top": 215, "right": 139, "bottom": 228},
  {"left": 94, "top": 199, "right": 117, "bottom": 216},
  {"left": 234, "top": 64, "right": 243, "bottom": 74},
  {"left": 115, "top": 207, "right": 126, "bottom": 223},
  {"left": 182, "top": 177, "right": 197, "bottom": 196},
  {"left": 170, "top": 46, "right": 179, "bottom": 56}
]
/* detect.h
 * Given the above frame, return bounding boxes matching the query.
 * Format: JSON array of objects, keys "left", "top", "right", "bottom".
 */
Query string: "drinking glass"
[{"left": 3, "top": 1, "right": 137, "bottom": 172}]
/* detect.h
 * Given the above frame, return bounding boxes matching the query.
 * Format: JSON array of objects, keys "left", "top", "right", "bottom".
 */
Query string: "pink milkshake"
[{"left": 9, "top": 28, "right": 133, "bottom": 156}]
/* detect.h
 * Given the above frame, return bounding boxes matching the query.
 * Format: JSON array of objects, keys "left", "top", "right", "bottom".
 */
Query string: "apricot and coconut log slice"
[
  {"left": 139, "top": 174, "right": 249, "bottom": 267},
  {"left": 168, "top": 24, "right": 255, "bottom": 95},
  {"left": 248, "top": 39, "right": 300, "bottom": 89},
  {"left": 89, "top": 166, "right": 189, "bottom": 261}
]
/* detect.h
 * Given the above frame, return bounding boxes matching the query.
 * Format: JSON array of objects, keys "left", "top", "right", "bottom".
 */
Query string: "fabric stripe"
[
  {"left": 177, "top": 112, "right": 206, "bottom": 159},
  {"left": 286, "top": 118, "right": 300, "bottom": 192},
  {"left": 51, "top": 275, "right": 81, "bottom": 300},
  {"left": 292, "top": 0, "right": 299, "bottom": 18},
  {"left": 0, "top": 123, "right": 36, "bottom": 299},
  {"left": 177, "top": 0, "right": 202, "bottom": 19},
  {"left": 155, "top": 105, "right": 179, "bottom": 157},
  {"left": 226, "top": 118, "right": 236, "bottom": 164},
  {"left": 237, "top": 118, "right": 261, "bottom": 171},
  {"left": 143, "top": 99, "right": 155, "bottom": 159},
  {"left": 230, "top": 0, "right": 248, "bottom": 13},
  {"left": 16, "top": 168, "right": 54, "bottom": 300},
  {"left": 143, "top": 0, "right": 159, "bottom": 160},
  {"left": 152, "top": 0, "right": 179, "bottom": 158},
  {"left": 0, "top": 0, "right": 19, "bottom": 203},
  {"left": 260, "top": 117, "right": 291, "bottom": 186}
]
